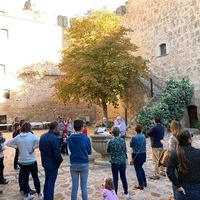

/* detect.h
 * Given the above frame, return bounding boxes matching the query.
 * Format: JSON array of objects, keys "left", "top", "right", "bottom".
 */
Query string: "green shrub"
[{"left": 136, "top": 77, "right": 193, "bottom": 135}]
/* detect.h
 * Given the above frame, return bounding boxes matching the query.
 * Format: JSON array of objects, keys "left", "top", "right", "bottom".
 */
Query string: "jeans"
[
  {"left": 0, "top": 157, "right": 4, "bottom": 180},
  {"left": 43, "top": 169, "right": 58, "bottom": 200},
  {"left": 173, "top": 184, "right": 200, "bottom": 200},
  {"left": 70, "top": 163, "right": 89, "bottom": 200},
  {"left": 111, "top": 162, "right": 128, "bottom": 195},
  {"left": 133, "top": 153, "right": 146, "bottom": 185},
  {"left": 20, "top": 162, "right": 40, "bottom": 195}
]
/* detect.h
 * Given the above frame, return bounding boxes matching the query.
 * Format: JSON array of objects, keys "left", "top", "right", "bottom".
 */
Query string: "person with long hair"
[
  {"left": 130, "top": 124, "right": 147, "bottom": 190},
  {"left": 6, "top": 122, "right": 42, "bottom": 200},
  {"left": 168, "top": 120, "right": 183, "bottom": 153},
  {"left": 167, "top": 130, "right": 200, "bottom": 200}
]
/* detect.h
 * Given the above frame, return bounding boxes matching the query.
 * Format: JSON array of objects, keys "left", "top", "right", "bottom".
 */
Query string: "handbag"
[{"left": 158, "top": 149, "right": 170, "bottom": 167}]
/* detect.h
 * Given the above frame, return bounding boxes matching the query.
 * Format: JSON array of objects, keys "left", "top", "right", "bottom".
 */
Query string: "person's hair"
[
  {"left": 14, "top": 116, "right": 20, "bottom": 122},
  {"left": 154, "top": 117, "right": 161, "bottom": 123},
  {"left": 66, "top": 117, "right": 72, "bottom": 123},
  {"left": 111, "top": 126, "right": 120, "bottom": 137},
  {"left": 21, "top": 122, "right": 31, "bottom": 133},
  {"left": 74, "top": 120, "right": 84, "bottom": 131},
  {"left": 134, "top": 124, "right": 143, "bottom": 133},
  {"left": 19, "top": 119, "right": 27, "bottom": 127},
  {"left": 13, "top": 122, "right": 20, "bottom": 130},
  {"left": 170, "top": 120, "right": 183, "bottom": 137},
  {"left": 104, "top": 178, "right": 115, "bottom": 190},
  {"left": 176, "top": 130, "right": 191, "bottom": 174},
  {"left": 49, "top": 121, "right": 58, "bottom": 130}
]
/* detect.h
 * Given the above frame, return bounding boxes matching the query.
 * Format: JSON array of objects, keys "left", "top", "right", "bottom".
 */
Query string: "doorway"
[{"left": 187, "top": 105, "right": 198, "bottom": 128}]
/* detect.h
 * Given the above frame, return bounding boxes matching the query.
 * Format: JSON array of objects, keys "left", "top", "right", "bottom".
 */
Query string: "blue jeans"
[
  {"left": 111, "top": 162, "right": 128, "bottom": 195},
  {"left": 173, "top": 184, "right": 200, "bottom": 200},
  {"left": 70, "top": 164, "right": 89, "bottom": 200},
  {"left": 43, "top": 169, "right": 58, "bottom": 200},
  {"left": 133, "top": 153, "right": 146, "bottom": 185},
  {"left": 20, "top": 161, "right": 40, "bottom": 195}
]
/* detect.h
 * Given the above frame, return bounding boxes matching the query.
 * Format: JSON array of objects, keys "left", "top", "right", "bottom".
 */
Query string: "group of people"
[
  {"left": 0, "top": 114, "right": 200, "bottom": 200},
  {"left": 0, "top": 117, "right": 91, "bottom": 200}
]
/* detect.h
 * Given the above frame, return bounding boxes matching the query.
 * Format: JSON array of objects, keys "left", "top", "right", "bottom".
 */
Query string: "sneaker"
[
  {"left": 38, "top": 193, "right": 43, "bottom": 200},
  {"left": 125, "top": 193, "right": 131, "bottom": 200},
  {"left": 134, "top": 184, "right": 144, "bottom": 190},
  {"left": 23, "top": 194, "right": 34, "bottom": 200},
  {"left": 29, "top": 189, "right": 36, "bottom": 195},
  {"left": 149, "top": 175, "right": 160, "bottom": 180}
]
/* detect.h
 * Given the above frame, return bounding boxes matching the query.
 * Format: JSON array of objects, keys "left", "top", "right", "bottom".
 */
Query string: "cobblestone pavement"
[{"left": 0, "top": 129, "right": 200, "bottom": 200}]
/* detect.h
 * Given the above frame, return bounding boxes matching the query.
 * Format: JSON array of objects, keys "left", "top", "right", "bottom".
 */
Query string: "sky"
[{"left": 0, "top": 0, "right": 127, "bottom": 18}]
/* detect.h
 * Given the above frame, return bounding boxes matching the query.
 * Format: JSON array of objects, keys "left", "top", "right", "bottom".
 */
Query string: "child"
[
  {"left": 0, "top": 132, "right": 8, "bottom": 184},
  {"left": 61, "top": 132, "right": 68, "bottom": 155},
  {"left": 102, "top": 178, "right": 118, "bottom": 200}
]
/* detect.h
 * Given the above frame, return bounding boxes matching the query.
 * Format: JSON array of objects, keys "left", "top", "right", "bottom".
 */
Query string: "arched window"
[
  {"left": 3, "top": 89, "right": 10, "bottom": 99},
  {"left": 159, "top": 43, "right": 167, "bottom": 56},
  {"left": 156, "top": 42, "right": 169, "bottom": 57}
]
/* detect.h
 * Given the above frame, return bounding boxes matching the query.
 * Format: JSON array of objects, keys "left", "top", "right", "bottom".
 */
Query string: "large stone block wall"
[{"left": 121, "top": 0, "right": 200, "bottom": 119}]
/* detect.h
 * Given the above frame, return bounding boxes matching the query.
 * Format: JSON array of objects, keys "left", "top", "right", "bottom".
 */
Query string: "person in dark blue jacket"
[
  {"left": 67, "top": 119, "right": 92, "bottom": 200},
  {"left": 147, "top": 117, "right": 165, "bottom": 180},
  {"left": 39, "top": 121, "right": 63, "bottom": 200}
]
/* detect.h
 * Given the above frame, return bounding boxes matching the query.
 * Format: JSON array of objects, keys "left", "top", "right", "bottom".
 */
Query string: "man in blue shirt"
[{"left": 147, "top": 117, "right": 165, "bottom": 180}]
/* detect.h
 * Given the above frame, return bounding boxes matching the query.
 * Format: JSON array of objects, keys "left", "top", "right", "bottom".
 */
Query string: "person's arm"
[
  {"left": 6, "top": 137, "right": 17, "bottom": 149},
  {"left": 147, "top": 127, "right": 154, "bottom": 137},
  {"left": 166, "top": 152, "right": 182, "bottom": 188},
  {"left": 107, "top": 141, "right": 111, "bottom": 153},
  {"left": 52, "top": 137, "right": 63, "bottom": 165},
  {"left": 87, "top": 138, "right": 92, "bottom": 155},
  {"left": 130, "top": 136, "right": 135, "bottom": 148}
]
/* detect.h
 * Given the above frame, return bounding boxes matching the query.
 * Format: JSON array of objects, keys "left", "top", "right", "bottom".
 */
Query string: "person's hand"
[{"left": 178, "top": 187, "right": 186, "bottom": 195}]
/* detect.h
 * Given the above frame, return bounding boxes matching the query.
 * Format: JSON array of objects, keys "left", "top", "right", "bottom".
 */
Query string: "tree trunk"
[{"left": 102, "top": 101, "right": 108, "bottom": 119}]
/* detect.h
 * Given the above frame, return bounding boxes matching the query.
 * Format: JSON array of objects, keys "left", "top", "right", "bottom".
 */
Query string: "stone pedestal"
[{"left": 90, "top": 132, "right": 113, "bottom": 165}]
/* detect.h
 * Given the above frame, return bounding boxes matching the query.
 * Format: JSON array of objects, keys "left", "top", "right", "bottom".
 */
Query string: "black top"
[{"left": 167, "top": 143, "right": 200, "bottom": 189}]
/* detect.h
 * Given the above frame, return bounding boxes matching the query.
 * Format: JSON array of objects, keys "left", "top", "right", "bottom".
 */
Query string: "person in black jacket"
[
  {"left": 39, "top": 121, "right": 63, "bottom": 200},
  {"left": 167, "top": 130, "right": 200, "bottom": 200}
]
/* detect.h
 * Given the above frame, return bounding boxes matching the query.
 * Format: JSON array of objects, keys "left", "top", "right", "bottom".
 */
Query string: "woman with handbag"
[{"left": 130, "top": 124, "right": 147, "bottom": 190}]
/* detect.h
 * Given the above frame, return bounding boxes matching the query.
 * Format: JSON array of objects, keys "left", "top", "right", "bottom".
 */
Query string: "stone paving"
[{"left": 0, "top": 129, "right": 200, "bottom": 200}]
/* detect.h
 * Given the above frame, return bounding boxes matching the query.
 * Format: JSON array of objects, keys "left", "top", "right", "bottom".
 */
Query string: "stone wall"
[{"left": 120, "top": 0, "right": 200, "bottom": 125}]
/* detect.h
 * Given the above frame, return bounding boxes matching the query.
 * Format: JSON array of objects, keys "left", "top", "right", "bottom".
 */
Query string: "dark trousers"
[
  {"left": 20, "top": 162, "right": 40, "bottom": 195},
  {"left": 61, "top": 143, "right": 68, "bottom": 155},
  {"left": 44, "top": 169, "right": 58, "bottom": 200},
  {"left": 111, "top": 162, "right": 128, "bottom": 195},
  {"left": 14, "top": 149, "right": 19, "bottom": 169},
  {"left": 133, "top": 153, "right": 146, "bottom": 185},
  {"left": 0, "top": 157, "right": 4, "bottom": 180}
]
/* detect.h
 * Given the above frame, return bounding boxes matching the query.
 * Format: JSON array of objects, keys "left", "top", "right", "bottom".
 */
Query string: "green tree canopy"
[{"left": 54, "top": 10, "right": 147, "bottom": 118}]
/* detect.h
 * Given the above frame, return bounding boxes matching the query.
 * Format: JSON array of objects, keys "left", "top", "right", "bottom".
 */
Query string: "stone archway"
[{"left": 188, "top": 105, "right": 198, "bottom": 128}]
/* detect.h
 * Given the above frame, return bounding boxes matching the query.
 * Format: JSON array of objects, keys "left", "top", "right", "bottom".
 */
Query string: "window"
[
  {"left": 0, "top": 28, "right": 9, "bottom": 39},
  {"left": 57, "top": 15, "right": 68, "bottom": 27},
  {"left": 156, "top": 42, "right": 169, "bottom": 57},
  {"left": 0, "top": 64, "right": 5, "bottom": 75},
  {"left": 159, "top": 43, "right": 167, "bottom": 56}
]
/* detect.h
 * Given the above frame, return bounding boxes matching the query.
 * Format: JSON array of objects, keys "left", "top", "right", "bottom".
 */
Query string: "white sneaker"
[
  {"left": 38, "top": 193, "right": 43, "bottom": 200},
  {"left": 23, "top": 194, "right": 34, "bottom": 200},
  {"left": 125, "top": 193, "right": 131, "bottom": 200}
]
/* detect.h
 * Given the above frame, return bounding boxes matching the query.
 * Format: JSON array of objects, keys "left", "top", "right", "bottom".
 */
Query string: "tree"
[{"left": 54, "top": 10, "right": 147, "bottom": 119}]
